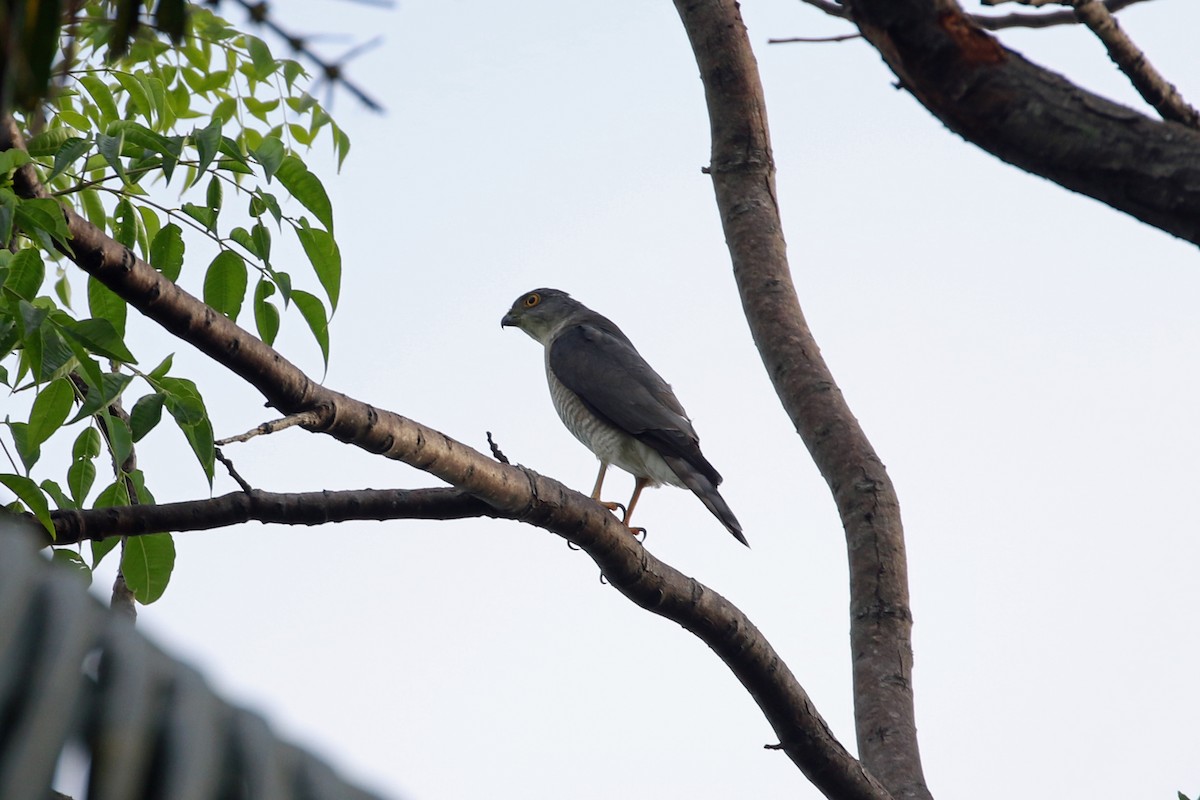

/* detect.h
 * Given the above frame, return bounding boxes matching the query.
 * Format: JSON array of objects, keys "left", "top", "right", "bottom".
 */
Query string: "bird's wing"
[{"left": 548, "top": 321, "right": 722, "bottom": 486}]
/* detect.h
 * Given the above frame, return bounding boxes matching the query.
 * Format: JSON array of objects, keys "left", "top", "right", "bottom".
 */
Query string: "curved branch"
[
  {"left": 0, "top": 115, "right": 882, "bottom": 800},
  {"left": 673, "top": 1, "right": 927, "bottom": 799},
  {"left": 842, "top": 0, "right": 1200, "bottom": 244},
  {"left": 46, "top": 487, "right": 503, "bottom": 545}
]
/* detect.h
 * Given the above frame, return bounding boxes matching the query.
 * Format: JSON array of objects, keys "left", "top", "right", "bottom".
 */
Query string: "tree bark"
[
  {"left": 673, "top": 2, "right": 930, "bottom": 799},
  {"left": 844, "top": 0, "right": 1200, "bottom": 244}
]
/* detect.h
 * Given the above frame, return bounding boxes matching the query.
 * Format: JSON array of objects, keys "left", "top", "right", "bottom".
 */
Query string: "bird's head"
[{"left": 501, "top": 288, "right": 579, "bottom": 345}]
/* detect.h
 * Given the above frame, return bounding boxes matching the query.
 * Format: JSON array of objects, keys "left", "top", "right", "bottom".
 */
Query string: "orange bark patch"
[{"left": 938, "top": 10, "right": 1007, "bottom": 66}]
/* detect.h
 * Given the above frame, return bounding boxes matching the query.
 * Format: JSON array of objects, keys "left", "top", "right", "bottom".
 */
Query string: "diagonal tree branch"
[
  {"left": 839, "top": 0, "right": 1200, "bottom": 245},
  {"left": 1070, "top": 0, "right": 1199, "bottom": 128},
  {"left": 0, "top": 114, "right": 889, "bottom": 800},
  {"left": 673, "top": 2, "right": 928, "bottom": 799}
]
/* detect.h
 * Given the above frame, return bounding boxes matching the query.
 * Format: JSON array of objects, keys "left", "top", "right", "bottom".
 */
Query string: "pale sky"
[{"left": 27, "top": 1, "right": 1200, "bottom": 798}]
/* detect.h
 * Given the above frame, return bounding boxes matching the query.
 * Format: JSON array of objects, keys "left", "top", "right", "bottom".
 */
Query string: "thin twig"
[
  {"left": 215, "top": 448, "right": 254, "bottom": 492},
  {"left": 215, "top": 410, "right": 324, "bottom": 445},
  {"left": 768, "top": 33, "right": 861, "bottom": 44},
  {"left": 1070, "top": 0, "right": 1200, "bottom": 127},
  {"left": 223, "top": 0, "right": 385, "bottom": 112}
]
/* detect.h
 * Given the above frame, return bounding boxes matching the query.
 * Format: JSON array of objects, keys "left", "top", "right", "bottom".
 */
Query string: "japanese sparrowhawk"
[{"left": 501, "top": 288, "right": 746, "bottom": 545}]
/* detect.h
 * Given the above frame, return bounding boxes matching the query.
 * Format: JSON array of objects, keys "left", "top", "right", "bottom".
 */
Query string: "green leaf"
[
  {"left": 193, "top": 116, "right": 223, "bottom": 181},
  {"left": 87, "top": 276, "right": 128, "bottom": 338},
  {"left": 253, "top": 279, "right": 279, "bottom": 345},
  {"left": 148, "top": 353, "right": 174, "bottom": 380},
  {"left": 103, "top": 411, "right": 134, "bottom": 470},
  {"left": 79, "top": 75, "right": 119, "bottom": 122},
  {"left": 160, "top": 377, "right": 214, "bottom": 482},
  {"left": 229, "top": 226, "right": 258, "bottom": 258},
  {"left": 90, "top": 537, "right": 119, "bottom": 568},
  {"left": 121, "top": 533, "right": 176, "bottom": 604},
  {"left": 275, "top": 155, "right": 333, "bottom": 232},
  {"left": 295, "top": 221, "right": 341, "bottom": 311},
  {"left": 51, "top": 549, "right": 92, "bottom": 585},
  {"left": 149, "top": 223, "right": 184, "bottom": 281},
  {"left": 114, "top": 198, "right": 137, "bottom": 248},
  {"left": 67, "top": 458, "right": 96, "bottom": 505},
  {"left": 48, "top": 136, "right": 93, "bottom": 182},
  {"left": 206, "top": 174, "right": 223, "bottom": 216},
  {"left": 251, "top": 222, "right": 271, "bottom": 262},
  {"left": 291, "top": 290, "right": 329, "bottom": 368},
  {"left": 41, "top": 479, "right": 74, "bottom": 510},
  {"left": 25, "top": 127, "right": 75, "bottom": 157},
  {"left": 28, "top": 377, "right": 75, "bottom": 445},
  {"left": 3, "top": 248, "right": 45, "bottom": 300},
  {"left": 129, "top": 392, "right": 165, "bottom": 441},
  {"left": 54, "top": 273, "right": 72, "bottom": 308},
  {"left": 114, "top": 71, "right": 155, "bottom": 125},
  {"left": 96, "top": 132, "right": 129, "bottom": 185},
  {"left": 252, "top": 137, "right": 284, "bottom": 180},
  {"left": 14, "top": 198, "right": 72, "bottom": 252},
  {"left": 79, "top": 189, "right": 106, "bottom": 228},
  {"left": 203, "top": 250, "right": 248, "bottom": 320},
  {"left": 246, "top": 36, "right": 277, "bottom": 79},
  {"left": 181, "top": 202, "right": 216, "bottom": 232},
  {"left": 93, "top": 479, "right": 129, "bottom": 509},
  {"left": 61, "top": 317, "right": 137, "bottom": 363},
  {"left": 72, "top": 426, "right": 102, "bottom": 460},
  {"left": 0, "top": 473, "right": 53, "bottom": 536},
  {"left": 68, "top": 372, "right": 134, "bottom": 424},
  {"left": 0, "top": 190, "right": 16, "bottom": 246},
  {"left": 333, "top": 125, "right": 351, "bottom": 170},
  {"left": 10, "top": 422, "right": 40, "bottom": 471}
]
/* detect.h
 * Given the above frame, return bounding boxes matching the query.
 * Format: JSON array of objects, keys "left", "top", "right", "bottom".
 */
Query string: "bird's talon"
[
  {"left": 628, "top": 526, "right": 647, "bottom": 541},
  {"left": 601, "top": 501, "right": 625, "bottom": 516}
]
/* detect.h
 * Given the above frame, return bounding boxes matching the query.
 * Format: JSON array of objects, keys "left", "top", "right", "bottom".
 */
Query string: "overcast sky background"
[{"left": 20, "top": 0, "right": 1200, "bottom": 798}]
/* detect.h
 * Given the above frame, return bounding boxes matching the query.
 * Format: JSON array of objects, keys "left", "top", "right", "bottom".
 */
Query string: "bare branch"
[
  {"left": 768, "top": 33, "right": 862, "bottom": 44},
  {"left": 46, "top": 487, "right": 503, "bottom": 545},
  {"left": 215, "top": 411, "right": 324, "bottom": 445},
  {"left": 1070, "top": 0, "right": 1200, "bottom": 127},
  {"left": 1, "top": 114, "right": 878, "bottom": 798},
  {"left": 674, "top": 1, "right": 921, "bottom": 798}
]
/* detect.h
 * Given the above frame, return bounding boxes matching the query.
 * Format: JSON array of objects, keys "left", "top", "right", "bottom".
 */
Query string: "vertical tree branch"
[{"left": 671, "top": 2, "right": 931, "bottom": 799}]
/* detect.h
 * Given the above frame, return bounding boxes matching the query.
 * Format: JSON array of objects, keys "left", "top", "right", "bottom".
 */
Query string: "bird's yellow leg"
[
  {"left": 622, "top": 477, "right": 649, "bottom": 537},
  {"left": 590, "top": 461, "right": 626, "bottom": 515}
]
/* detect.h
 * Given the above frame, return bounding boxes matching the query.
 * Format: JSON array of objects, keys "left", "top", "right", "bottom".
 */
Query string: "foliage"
[{"left": 0, "top": 1, "right": 348, "bottom": 602}]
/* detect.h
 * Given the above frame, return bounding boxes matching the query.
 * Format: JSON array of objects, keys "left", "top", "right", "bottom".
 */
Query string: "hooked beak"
[{"left": 500, "top": 310, "right": 520, "bottom": 329}]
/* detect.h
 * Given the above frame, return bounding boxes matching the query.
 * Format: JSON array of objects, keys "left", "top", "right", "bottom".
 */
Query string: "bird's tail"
[{"left": 662, "top": 455, "right": 748, "bottom": 546}]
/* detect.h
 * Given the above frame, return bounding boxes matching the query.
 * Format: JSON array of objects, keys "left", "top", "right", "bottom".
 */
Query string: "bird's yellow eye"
[{"left": 523, "top": 293, "right": 541, "bottom": 308}]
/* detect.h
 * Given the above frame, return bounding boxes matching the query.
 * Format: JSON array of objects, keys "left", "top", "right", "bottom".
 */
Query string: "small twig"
[
  {"left": 768, "top": 33, "right": 861, "bottom": 44},
  {"left": 215, "top": 448, "right": 254, "bottom": 492},
  {"left": 223, "top": 0, "right": 386, "bottom": 112},
  {"left": 795, "top": 0, "right": 1156, "bottom": 31},
  {"left": 485, "top": 431, "right": 510, "bottom": 464},
  {"left": 974, "top": 0, "right": 1154, "bottom": 29},
  {"left": 1070, "top": 0, "right": 1200, "bottom": 128},
  {"left": 216, "top": 410, "right": 323, "bottom": 445}
]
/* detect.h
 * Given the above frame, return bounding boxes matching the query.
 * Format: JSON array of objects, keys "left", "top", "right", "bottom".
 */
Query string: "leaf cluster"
[{"left": 1, "top": 1, "right": 350, "bottom": 602}]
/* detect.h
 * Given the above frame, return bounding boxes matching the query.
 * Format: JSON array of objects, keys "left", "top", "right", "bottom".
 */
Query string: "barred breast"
[{"left": 545, "top": 360, "right": 684, "bottom": 488}]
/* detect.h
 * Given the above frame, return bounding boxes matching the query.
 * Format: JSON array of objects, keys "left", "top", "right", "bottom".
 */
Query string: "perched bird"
[{"left": 501, "top": 288, "right": 746, "bottom": 545}]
